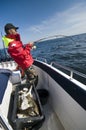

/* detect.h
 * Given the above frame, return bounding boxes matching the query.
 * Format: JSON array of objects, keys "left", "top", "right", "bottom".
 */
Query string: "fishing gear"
[{"left": 33, "top": 34, "right": 77, "bottom": 44}]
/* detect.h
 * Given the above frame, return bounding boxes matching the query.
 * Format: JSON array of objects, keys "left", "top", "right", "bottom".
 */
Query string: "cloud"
[
  {"left": 22, "top": 2, "right": 86, "bottom": 42},
  {"left": 34, "top": 3, "right": 86, "bottom": 33}
]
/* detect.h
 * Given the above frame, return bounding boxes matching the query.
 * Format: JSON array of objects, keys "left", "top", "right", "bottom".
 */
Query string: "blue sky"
[{"left": 0, "top": 0, "right": 86, "bottom": 48}]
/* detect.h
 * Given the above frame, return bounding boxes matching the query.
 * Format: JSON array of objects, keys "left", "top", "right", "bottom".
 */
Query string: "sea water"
[
  {"left": 32, "top": 33, "right": 86, "bottom": 74},
  {"left": 0, "top": 33, "right": 86, "bottom": 74}
]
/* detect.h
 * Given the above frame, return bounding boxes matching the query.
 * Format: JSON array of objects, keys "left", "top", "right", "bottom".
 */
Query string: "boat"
[
  {"left": 0, "top": 34, "right": 86, "bottom": 130},
  {"left": 0, "top": 56, "right": 86, "bottom": 130}
]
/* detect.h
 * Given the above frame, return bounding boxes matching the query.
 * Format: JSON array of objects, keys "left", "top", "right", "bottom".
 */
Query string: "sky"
[{"left": 0, "top": 0, "right": 86, "bottom": 48}]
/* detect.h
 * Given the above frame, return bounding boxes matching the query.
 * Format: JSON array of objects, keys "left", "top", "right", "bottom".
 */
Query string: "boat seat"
[
  {"left": 0, "top": 72, "right": 13, "bottom": 119},
  {"left": 0, "top": 73, "right": 10, "bottom": 104}
]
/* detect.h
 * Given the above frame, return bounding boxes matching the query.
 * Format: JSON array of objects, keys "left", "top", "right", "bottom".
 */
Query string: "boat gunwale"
[{"left": 34, "top": 59, "right": 86, "bottom": 110}]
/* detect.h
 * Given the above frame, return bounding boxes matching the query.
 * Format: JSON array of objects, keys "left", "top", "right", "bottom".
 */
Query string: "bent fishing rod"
[
  {"left": 33, "top": 34, "right": 77, "bottom": 44},
  {"left": 31, "top": 34, "right": 77, "bottom": 50}
]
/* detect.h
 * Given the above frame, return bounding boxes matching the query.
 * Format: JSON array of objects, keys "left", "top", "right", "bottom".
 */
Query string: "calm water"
[{"left": 0, "top": 33, "right": 86, "bottom": 74}]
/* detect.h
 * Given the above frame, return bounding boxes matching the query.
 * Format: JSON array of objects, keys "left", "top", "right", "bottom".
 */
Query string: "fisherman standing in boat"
[{"left": 2, "top": 23, "right": 38, "bottom": 85}]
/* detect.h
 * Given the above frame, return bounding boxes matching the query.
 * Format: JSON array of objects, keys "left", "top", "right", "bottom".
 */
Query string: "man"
[{"left": 2, "top": 23, "right": 38, "bottom": 85}]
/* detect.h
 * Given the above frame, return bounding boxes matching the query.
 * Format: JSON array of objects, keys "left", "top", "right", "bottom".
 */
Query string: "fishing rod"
[{"left": 33, "top": 34, "right": 77, "bottom": 44}]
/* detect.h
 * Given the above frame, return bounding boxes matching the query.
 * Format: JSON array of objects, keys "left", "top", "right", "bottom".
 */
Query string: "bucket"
[{"left": 37, "top": 89, "right": 49, "bottom": 105}]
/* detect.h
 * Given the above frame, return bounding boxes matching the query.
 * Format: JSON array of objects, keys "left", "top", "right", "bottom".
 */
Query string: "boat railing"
[
  {"left": 51, "top": 62, "right": 86, "bottom": 85},
  {"left": 35, "top": 57, "right": 47, "bottom": 63}
]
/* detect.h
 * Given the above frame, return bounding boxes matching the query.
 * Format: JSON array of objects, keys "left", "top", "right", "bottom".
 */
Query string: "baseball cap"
[{"left": 4, "top": 23, "right": 19, "bottom": 34}]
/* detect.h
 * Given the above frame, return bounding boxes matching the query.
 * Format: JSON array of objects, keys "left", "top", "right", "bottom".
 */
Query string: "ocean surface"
[
  {"left": 0, "top": 33, "right": 86, "bottom": 74},
  {"left": 32, "top": 33, "right": 86, "bottom": 74}
]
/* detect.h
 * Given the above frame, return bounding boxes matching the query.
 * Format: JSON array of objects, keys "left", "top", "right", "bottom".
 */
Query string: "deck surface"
[{"left": 39, "top": 102, "right": 65, "bottom": 130}]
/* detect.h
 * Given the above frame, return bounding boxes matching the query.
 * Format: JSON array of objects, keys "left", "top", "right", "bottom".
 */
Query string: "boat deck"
[{"left": 39, "top": 102, "right": 64, "bottom": 130}]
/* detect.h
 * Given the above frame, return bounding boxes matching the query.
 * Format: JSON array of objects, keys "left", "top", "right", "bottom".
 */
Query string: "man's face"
[{"left": 8, "top": 28, "right": 17, "bottom": 35}]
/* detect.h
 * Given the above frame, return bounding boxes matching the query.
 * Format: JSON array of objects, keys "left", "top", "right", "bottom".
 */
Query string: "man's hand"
[{"left": 28, "top": 42, "right": 34, "bottom": 47}]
